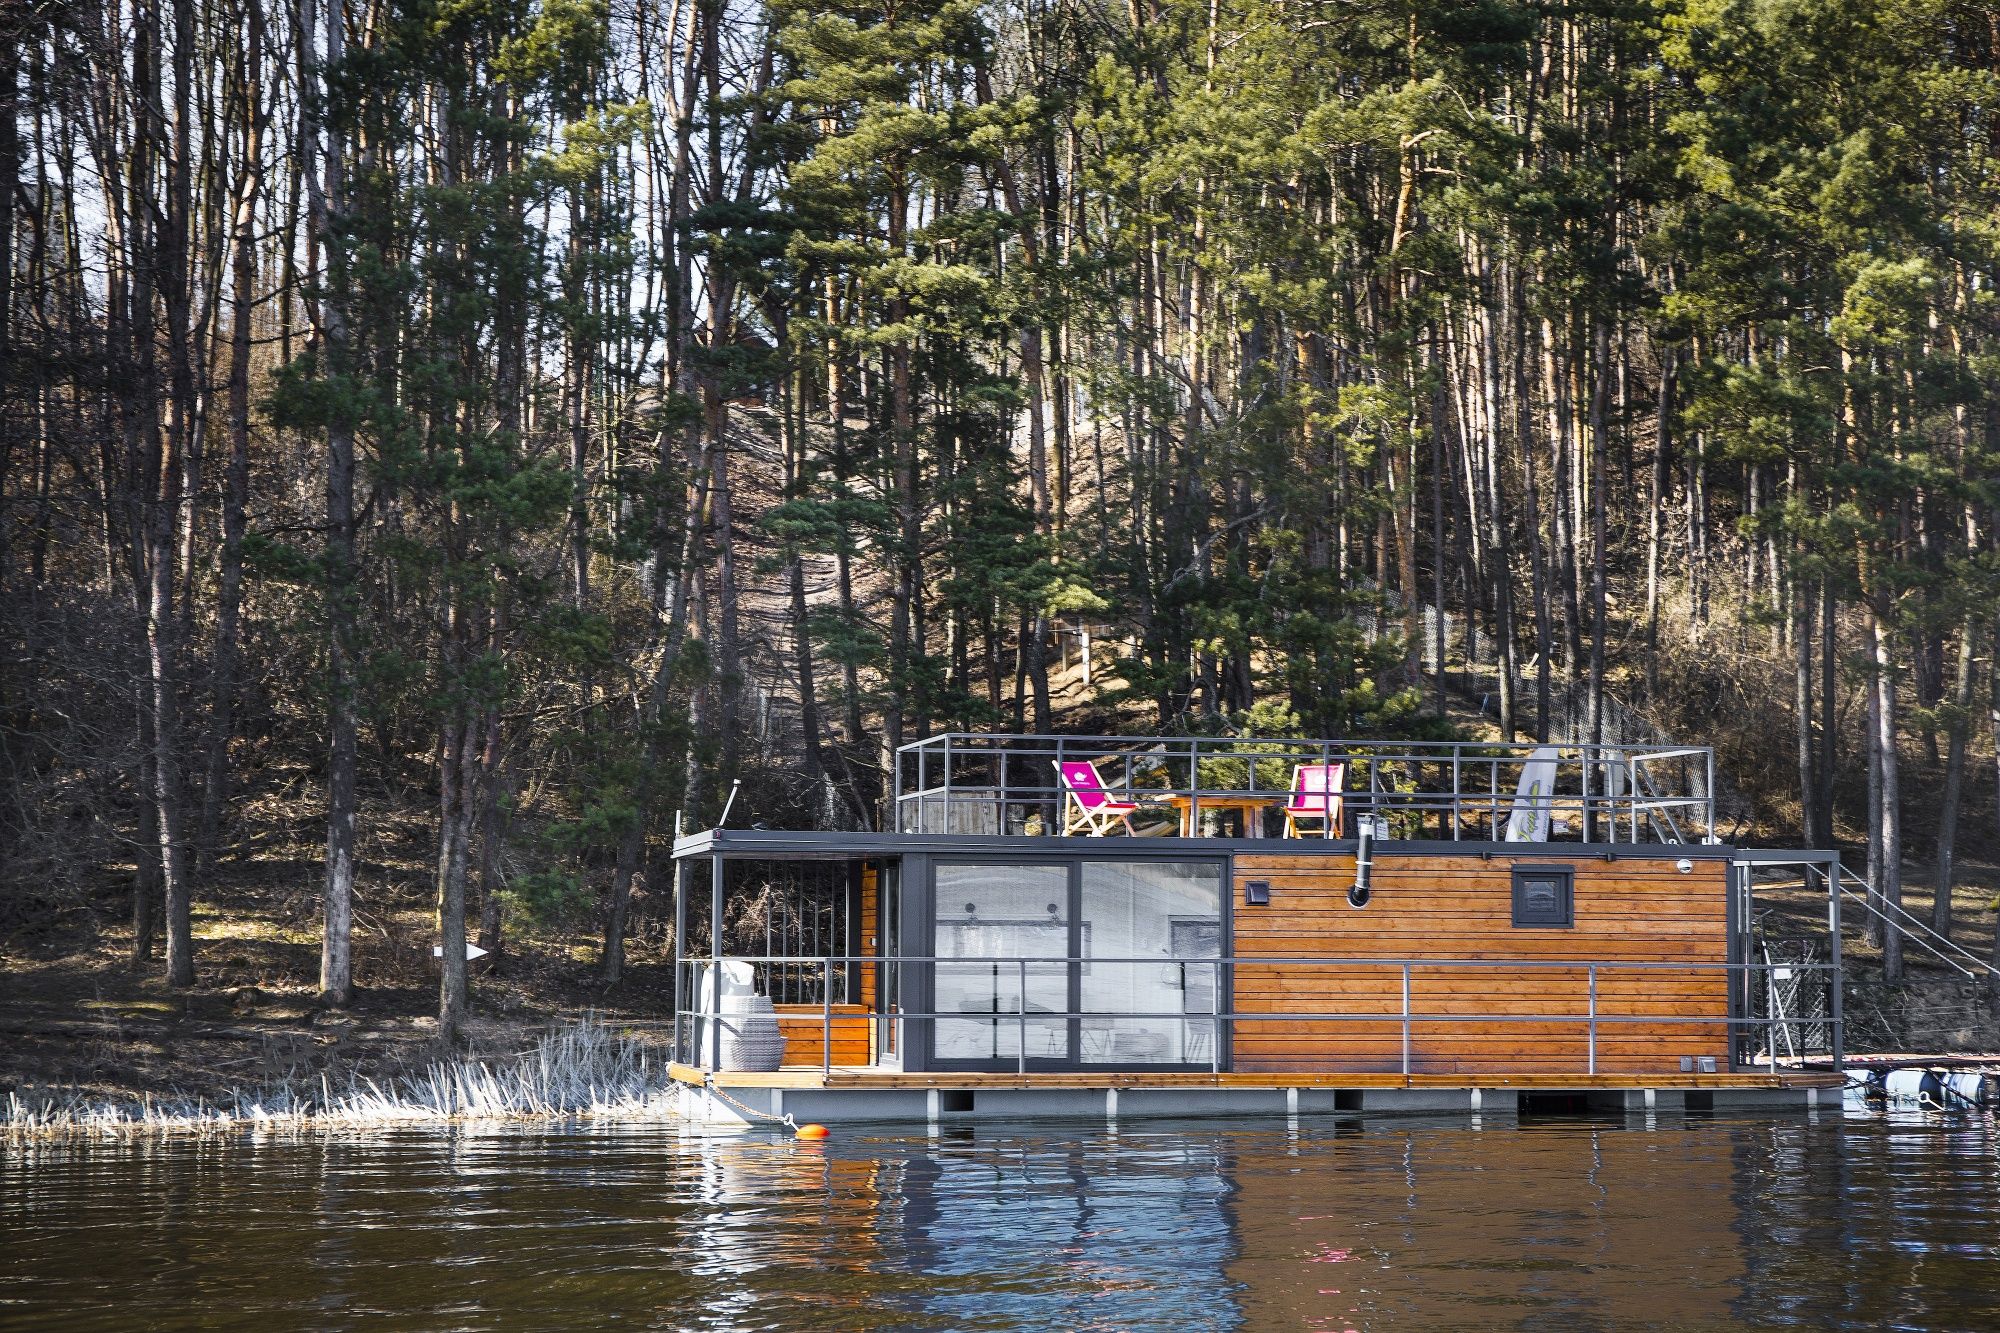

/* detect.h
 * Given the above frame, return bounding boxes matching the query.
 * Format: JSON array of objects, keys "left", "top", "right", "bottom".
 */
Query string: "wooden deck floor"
[{"left": 668, "top": 1062, "right": 1844, "bottom": 1092}]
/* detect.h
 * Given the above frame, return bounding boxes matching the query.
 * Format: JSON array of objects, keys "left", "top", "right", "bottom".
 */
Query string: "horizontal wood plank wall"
[
  {"left": 859, "top": 864, "right": 879, "bottom": 1005},
  {"left": 860, "top": 864, "right": 879, "bottom": 1063},
  {"left": 1231, "top": 853, "right": 1730, "bottom": 1075},
  {"left": 776, "top": 1003, "right": 874, "bottom": 1068}
]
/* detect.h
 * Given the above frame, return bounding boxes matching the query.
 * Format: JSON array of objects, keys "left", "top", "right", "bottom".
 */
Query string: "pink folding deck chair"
[
  {"left": 1282, "top": 762, "right": 1345, "bottom": 838},
  {"left": 1057, "top": 760, "right": 1149, "bottom": 836}
]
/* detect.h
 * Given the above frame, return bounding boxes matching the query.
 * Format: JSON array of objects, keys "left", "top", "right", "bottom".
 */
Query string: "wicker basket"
[{"left": 718, "top": 993, "right": 785, "bottom": 1072}]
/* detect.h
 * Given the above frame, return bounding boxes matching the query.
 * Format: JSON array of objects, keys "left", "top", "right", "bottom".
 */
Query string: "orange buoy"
[{"left": 794, "top": 1123, "right": 830, "bottom": 1140}]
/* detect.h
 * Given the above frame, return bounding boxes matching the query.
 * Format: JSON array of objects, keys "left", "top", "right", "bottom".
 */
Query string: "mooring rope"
[{"left": 699, "top": 1075, "right": 801, "bottom": 1134}]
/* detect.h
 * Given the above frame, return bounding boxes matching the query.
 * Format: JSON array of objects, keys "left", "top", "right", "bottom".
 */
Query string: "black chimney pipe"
[{"left": 1349, "top": 818, "right": 1374, "bottom": 908}]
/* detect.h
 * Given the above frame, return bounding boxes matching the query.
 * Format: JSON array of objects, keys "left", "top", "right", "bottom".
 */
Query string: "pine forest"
[{"left": 4, "top": 0, "right": 2000, "bottom": 1050}]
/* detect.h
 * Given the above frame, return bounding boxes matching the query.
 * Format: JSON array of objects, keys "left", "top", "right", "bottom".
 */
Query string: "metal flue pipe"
[{"left": 1350, "top": 819, "right": 1374, "bottom": 908}]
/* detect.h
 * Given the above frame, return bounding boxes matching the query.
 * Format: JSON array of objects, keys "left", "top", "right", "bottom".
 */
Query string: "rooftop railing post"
[
  {"left": 992, "top": 738, "right": 1014, "bottom": 834},
  {"left": 1451, "top": 752, "right": 1461, "bottom": 840},
  {"left": 1401, "top": 964, "right": 1412, "bottom": 1078},
  {"left": 1626, "top": 754, "right": 1637, "bottom": 844},
  {"left": 1635, "top": 752, "right": 1646, "bottom": 844},
  {"left": 1322, "top": 740, "right": 1334, "bottom": 840},
  {"left": 823, "top": 957, "right": 834, "bottom": 1077},
  {"left": 1488, "top": 754, "right": 1500, "bottom": 840},
  {"left": 1189, "top": 737, "right": 1201, "bottom": 836},
  {"left": 1058, "top": 736, "right": 1070, "bottom": 834},
  {"left": 1705, "top": 750, "right": 1716, "bottom": 839},
  {"left": 1587, "top": 965, "right": 1597, "bottom": 1074},
  {"left": 1580, "top": 747, "right": 1592, "bottom": 845}
]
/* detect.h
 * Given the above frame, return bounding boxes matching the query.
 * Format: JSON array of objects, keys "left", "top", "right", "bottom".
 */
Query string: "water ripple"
[{"left": 4, "top": 1113, "right": 2000, "bottom": 1330}]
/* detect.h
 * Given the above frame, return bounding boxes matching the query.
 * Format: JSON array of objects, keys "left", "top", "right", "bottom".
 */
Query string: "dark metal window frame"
[
  {"left": 1511, "top": 863, "right": 1575, "bottom": 928},
  {"left": 918, "top": 852, "right": 1232, "bottom": 1073}
]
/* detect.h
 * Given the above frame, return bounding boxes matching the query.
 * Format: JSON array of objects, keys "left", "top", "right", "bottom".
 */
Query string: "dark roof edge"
[{"left": 669, "top": 829, "right": 1763, "bottom": 862}]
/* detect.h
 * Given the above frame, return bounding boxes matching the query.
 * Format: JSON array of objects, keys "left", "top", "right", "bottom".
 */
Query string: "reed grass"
[{"left": 3, "top": 1018, "right": 682, "bottom": 1140}]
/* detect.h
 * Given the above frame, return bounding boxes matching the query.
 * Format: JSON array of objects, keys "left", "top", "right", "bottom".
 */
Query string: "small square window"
[{"left": 1512, "top": 865, "right": 1573, "bottom": 928}]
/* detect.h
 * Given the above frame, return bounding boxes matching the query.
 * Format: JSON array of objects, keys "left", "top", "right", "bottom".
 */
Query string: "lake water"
[{"left": 4, "top": 1105, "right": 1998, "bottom": 1330}]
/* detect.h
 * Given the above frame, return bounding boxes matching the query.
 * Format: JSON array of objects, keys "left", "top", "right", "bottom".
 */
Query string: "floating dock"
[{"left": 669, "top": 1061, "right": 1845, "bottom": 1126}]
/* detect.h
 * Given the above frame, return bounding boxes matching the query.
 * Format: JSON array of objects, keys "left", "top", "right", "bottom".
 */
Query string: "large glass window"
[
  {"left": 928, "top": 858, "right": 1225, "bottom": 1069},
  {"left": 1080, "top": 861, "right": 1224, "bottom": 1065},
  {"left": 933, "top": 863, "right": 1071, "bottom": 1063}
]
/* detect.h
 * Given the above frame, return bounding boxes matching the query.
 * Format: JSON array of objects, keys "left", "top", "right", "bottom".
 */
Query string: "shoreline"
[{"left": 3, "top": 1019, "right": 684, "bottom": 1142}]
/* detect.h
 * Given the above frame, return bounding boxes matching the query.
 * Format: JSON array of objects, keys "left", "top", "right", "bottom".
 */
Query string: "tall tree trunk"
[
  {"left": 881, "top": 161, "right": 919, "bottom": 816},
  {"left": 1645, "top": 347, "right": 1675, "bottom": 700},
  {"left": 699, "top": 0, "right": 745, "bottom": 786},
  {"left": 133, "top": 717, "right": 161, "bottom": 965},
  {"left": 1515, "top": 303, "right": 1553, "bottom": 741},
  {"left": 1793, "top": 581, "right": 1816, "bottom": 847},
  {"left": 1931, "top": 618, "right": 1976, "bottom": 939},
  {"left": 1865, "top": 643, "right": 1884, "bottom": 950},
  {"left": 148, "top": 511, "right": 194, "bottom": 987},
  {"left": 1869, "top": 608, "right": 1903, "bottom": 983},
  {"left": 1992, "top": 620, "right": 2000, "bottom": 842},
  {"left": 310, "top": 0, "right": 358, "bottom": 1006},
  {"left": 1584, "top": 319, "right": 1610, "bottom": 831},
  {"left": 436, "top": 703, "right": 473, "bottom": 1042},
  {"left": 475, "top": 701, "right": 506, "bottom": 964},
  {"left": 135, "top": 0, "right": 197, "bottom": 990},
  {"left": 199, "top": 0, "right": 265, "bottom": 892},
  {"left": 1818, "top": 578, "right": 1838, "bottom": 843}
]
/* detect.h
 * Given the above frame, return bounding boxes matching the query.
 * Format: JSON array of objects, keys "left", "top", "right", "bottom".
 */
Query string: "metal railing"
[
  {"left": 677, "top": 954, "right": 1832, "bottom": 1078},
  {"left": 892, "top": 734, "right": 1715, "bottom": 843}
]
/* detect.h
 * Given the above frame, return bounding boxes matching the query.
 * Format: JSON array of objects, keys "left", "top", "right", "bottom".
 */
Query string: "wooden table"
[{"left": 1159, "top": 793, "right": 1279, "bottom": 837}]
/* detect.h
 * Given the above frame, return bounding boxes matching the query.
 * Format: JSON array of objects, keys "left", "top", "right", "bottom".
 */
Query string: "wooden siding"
[
  {"left": 859, "top": 863, "right": 880, "bottom": 1064},
  {"left": 859, "top": 863, "right": 879, "bottom": 1006},
  {"left": 1230, "top": 852, "right": 1731, "bottom": 1075},
  {"left": 776, "top": 1003, "right": 875, "bottom": 1068}
]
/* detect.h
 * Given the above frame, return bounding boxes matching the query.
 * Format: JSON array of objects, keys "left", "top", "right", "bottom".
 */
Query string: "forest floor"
[
  {"left": 0, "top": 785, "right": 678, "bottom": 1112},
  {"left": 6, "top": 652, "right": 2000, "bottom": 1110}
]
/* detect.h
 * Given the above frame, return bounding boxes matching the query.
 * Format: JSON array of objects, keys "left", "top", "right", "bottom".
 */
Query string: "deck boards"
[{"left": 667, "top": 1061, "right": 1843, "bottom": 1092}]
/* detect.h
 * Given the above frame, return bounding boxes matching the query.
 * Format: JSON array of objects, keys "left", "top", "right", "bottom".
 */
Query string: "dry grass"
[{"left": 3, "top": 1017, "right": 680, "bottom": 1141}]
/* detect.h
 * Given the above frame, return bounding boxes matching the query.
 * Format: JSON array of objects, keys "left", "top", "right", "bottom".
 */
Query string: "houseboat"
[{"left": 667, "top": 734, "right": 1847, "bottom": 1125}]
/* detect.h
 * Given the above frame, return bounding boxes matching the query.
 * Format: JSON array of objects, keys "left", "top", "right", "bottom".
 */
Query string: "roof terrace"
[{"left": 893, "top": 734, "right": 1716, "bottom": 844}]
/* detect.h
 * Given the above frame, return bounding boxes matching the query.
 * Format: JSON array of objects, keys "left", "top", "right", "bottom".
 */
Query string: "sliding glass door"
[
  {"left": 928, "top": 858, "right": 1225, "bottom": 1070},
  {"left": 933, "top": 862, "right": 1073, "bottom": 1065},
  {"left": 1079, "top": 861, "right": 1224, "bottom": 1066}
]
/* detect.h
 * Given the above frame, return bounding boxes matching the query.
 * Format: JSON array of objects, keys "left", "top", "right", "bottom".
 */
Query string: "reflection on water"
[{"left": 4, "top": 1108, "right": 1999, "bottom": 1331}]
